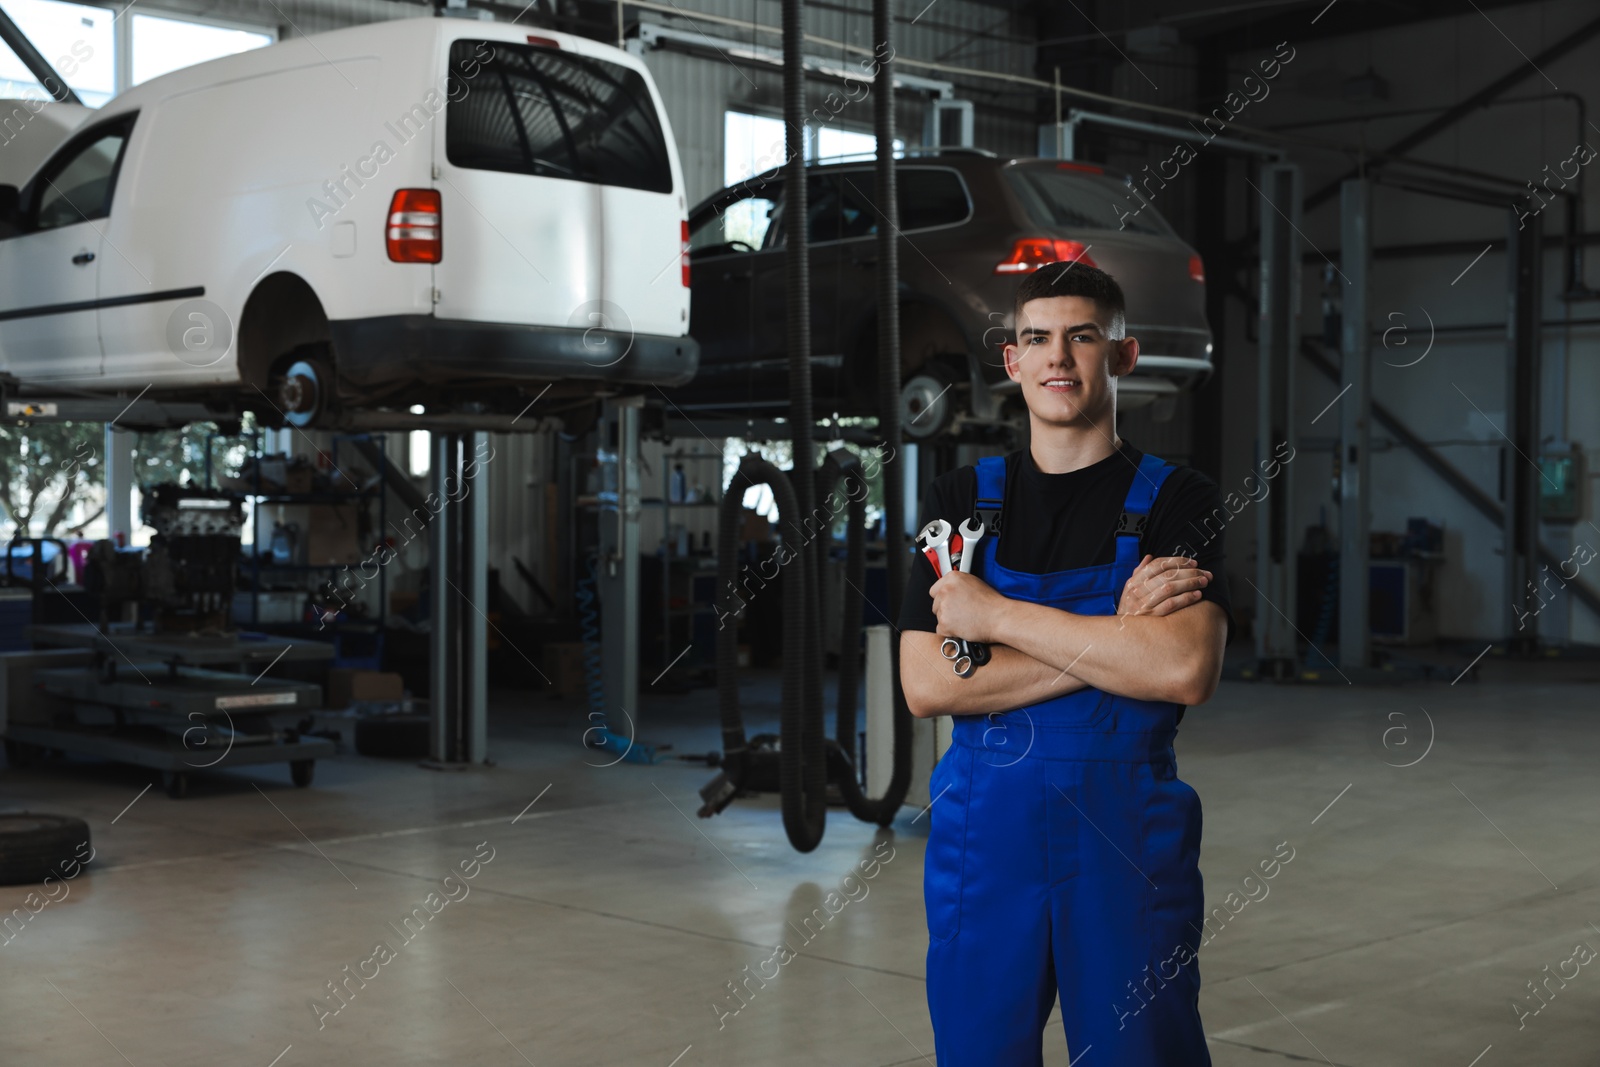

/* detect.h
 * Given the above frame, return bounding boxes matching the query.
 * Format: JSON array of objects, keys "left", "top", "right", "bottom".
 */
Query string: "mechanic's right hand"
[{"left": 1117, "top": 555, "right": 1211, "bottom": 617}]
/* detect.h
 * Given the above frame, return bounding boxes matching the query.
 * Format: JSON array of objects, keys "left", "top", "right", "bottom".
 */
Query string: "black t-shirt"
[{"left": 897, "top": 441, "right": 1233, "bottom": 637}]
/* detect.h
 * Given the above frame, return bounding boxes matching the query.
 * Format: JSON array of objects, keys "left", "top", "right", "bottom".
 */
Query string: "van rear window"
[{"left": 446, "top": 39, "right": 672, "bottom": 194}]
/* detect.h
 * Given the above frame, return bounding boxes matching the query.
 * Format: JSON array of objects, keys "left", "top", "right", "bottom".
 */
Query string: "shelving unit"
[
  {"left": 240, "top": 434, "right": 390, "bottom": 632},
  {"left": 654, "top": 451, "right": 723, "bottom": 677}
]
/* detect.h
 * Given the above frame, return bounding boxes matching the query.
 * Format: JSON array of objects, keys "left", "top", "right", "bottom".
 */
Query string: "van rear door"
[{"left": 434, "top": 36, "right": 683, "bottom": 352}]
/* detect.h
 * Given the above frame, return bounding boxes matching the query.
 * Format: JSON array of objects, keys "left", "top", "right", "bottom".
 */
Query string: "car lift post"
[
  {"left": 1504, "top": 207, "right": 1543, "bottom": 652},
  {"left": 1337, "top": 178, "right": 1372, "bottom": 672},
  {"left": 428, "top": 431, "right": 489, "bottom": 764},
  {"left": 1255, "top": 162, "right": 1301, "bottom": 678},
  {"left": 103, "top": 425, "right": 135, "bottom": 546},
  {"left": 598, "top": 397, "right": 642, "bottom": 732}
]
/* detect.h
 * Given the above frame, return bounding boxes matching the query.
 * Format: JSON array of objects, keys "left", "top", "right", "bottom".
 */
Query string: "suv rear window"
[
  {"left": 749, "top": 166, "right": 973, "bottom": 247},
  {"left": 1005, "top": 166, "right": 1172, "bottom": 236},
  {"left": 830, "top": 167, "right": 970, "bottom": 236},
  {"left": 899, "top": 168, "right": 970, "bottom": 230},
  {"left": 446, "top": 39, "right": 672, "bottom": 194}
]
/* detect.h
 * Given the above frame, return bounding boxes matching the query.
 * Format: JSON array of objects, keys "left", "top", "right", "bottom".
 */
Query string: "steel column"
[
  {"left": 103, "top": 425, "right": 134, "bottom": 546},
  {"left": 1255, "top": 162, "right": 1301, "bottom": 675},
  {"left": 598, "top": 398, "right": 642, "bottom": 730},
  {"left": 1337, "top": 179, "right": 1371, "bottom": 671},
  {"left": 429, "top": 431, "right": 489, "bottom": 765},
  {"left": 1505, "top": 209, "right": 1543, "bottom": 650}
]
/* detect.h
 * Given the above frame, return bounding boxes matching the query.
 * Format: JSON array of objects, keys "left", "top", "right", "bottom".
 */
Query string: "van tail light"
[
  {"left": 994, "top": 238, "right": 1097, "bottom": 275},
  {"left": 387, "top": 189, "right": 441, "bottom": 263},
  {"left": 1188, "top": 253, "right": 1205, "bottom": 283},
  {"left": 681, "top": 220, "right": 691, "bottom": 287}
]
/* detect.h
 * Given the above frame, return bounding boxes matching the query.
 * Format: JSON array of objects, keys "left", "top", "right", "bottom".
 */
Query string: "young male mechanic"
[{"left": 899, "top": 264, "right": 1231, "bottom": 1066}]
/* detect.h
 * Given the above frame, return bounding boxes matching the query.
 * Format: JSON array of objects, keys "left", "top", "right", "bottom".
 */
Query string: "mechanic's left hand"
[{"left": 929, "top": 570, "right": 1008, "bottom": 644}]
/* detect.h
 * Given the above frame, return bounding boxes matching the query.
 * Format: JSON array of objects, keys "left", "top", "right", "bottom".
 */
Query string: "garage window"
[
  {"left": 447, "top": 40, "right": 672, "bottom": 194},
  {"left": 0, "top": 0, "right": 115, "bottom": 106},
  {"left": 130, "top": 14, "right": 273, "bottom": 87}
]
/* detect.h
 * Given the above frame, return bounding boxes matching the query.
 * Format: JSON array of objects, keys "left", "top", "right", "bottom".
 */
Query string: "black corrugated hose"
[
  {"left": 715, "top": 455, "right": 824, "bottom": 849},
  {"left": 701, "top": 0, "right": 911, "bottom": 848},
  {"left": 817, "top": 451, "right": 866, "bottom": 760},
  {"left": 781, "top": 0, "right": 827, "bottom": 852},
  {"left": 868, "top": 0, "right": 913, "bottom": 821}
]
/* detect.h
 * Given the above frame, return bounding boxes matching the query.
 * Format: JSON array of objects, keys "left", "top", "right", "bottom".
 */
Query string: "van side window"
[
  {"left": 33, "top": 122, "right": 133, "bottom": 232},
  {"left": 447, "top": 40, "right": 672, "bottom": 194}
]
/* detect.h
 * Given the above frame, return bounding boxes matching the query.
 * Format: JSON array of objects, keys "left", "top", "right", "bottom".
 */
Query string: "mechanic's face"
[{"left": 1003, "top": 295, "right": 1138, "bottom": 430}]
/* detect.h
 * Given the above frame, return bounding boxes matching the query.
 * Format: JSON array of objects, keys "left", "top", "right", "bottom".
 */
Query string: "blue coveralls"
[{"left": 924, "top": 453, "right": 1211, "bottom": 1066}]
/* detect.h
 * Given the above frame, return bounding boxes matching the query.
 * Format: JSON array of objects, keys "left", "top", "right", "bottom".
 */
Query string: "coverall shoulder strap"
[
  {"left": 973, "top": 455, "right": 1006, "bottom": 534},
  {"left": 1114, "top": 453, "right": 1175, "bottom": 568}
]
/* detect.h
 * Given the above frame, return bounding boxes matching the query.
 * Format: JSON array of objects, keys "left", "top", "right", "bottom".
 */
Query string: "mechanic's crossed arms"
[{"left": 929, "top": 552, "right": 1213, "bottom": 646}]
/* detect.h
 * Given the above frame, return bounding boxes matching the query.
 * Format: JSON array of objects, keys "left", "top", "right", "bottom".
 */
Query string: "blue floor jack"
[{"left": 576, "top": 561, "right": 667, "bottom": 766}]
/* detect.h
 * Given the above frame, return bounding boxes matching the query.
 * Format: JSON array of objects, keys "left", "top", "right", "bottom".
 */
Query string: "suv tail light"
[
  {"left": 1188, "top": 253, "right": 1205, "bottom": 283},
  {"left": 681, "top": 220, "right": 691, "bottom": 287},
  {"left": 994, "top": 238, "right": 1097, "bottom": 274},
  {"left": 387, "top": 189, "right": 441, "bottom": 263}
]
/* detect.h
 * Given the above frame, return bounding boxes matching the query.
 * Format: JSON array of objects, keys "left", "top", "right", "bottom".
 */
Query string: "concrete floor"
[{"left": 3, "top": 656, "right": 1599, "bottom": 1067}]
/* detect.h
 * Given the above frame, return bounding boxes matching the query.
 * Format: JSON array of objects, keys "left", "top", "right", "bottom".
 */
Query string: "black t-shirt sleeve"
[
  {"left": 896, "top": 469, "right": 969, "bottom": 633},
  {"left": 1143, "top": 467, "right": 1234, "bottom": 640}
]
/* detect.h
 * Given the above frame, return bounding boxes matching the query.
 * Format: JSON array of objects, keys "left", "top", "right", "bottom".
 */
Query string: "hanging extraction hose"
[
  {"left": 817, "top": 451, "right": 866, "bottom": 765},
  {"left": 868, "top": 0, "right": 914, "bottom": 818},
  {"left": 780, "top": 0, "right": 826, "bottom": 853},
  {"left": 816, "top": 449, "right": 908, "bottom": 824},
  {"left": 695, "top": 0, "right": 912, "bottom": 846},
  {"left": 709, "top": 456, "right": 827, "bottom": 849}
]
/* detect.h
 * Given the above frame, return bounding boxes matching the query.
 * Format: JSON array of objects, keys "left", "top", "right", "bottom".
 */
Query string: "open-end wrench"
[
  {"left": 956, "top": 519, "right": 985, "bottom": 574},
  {"left": 917, "top": 519, "right": 953, "bottom": 577},
  {"left": 951, "top": 518, "right": 991, "bottom": 672},
  {"left": 926, "top": 518, "right": 991, "bottom": 677}
]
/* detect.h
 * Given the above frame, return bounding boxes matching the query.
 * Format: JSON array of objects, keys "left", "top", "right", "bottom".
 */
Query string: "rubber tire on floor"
[
  {"left": 0, "top": 813, "right": 91, "bottom": 886},
  {"left": 354, "top": 715, "right": 431, "bottom": 759}
]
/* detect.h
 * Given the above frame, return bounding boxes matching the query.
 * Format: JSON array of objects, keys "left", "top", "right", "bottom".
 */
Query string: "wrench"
[
  {"left": 917, "top": 519, "right": 953, "bottom": 577},
  {"left": 952, "top": 518, "right": 991, "bottom": 671}
]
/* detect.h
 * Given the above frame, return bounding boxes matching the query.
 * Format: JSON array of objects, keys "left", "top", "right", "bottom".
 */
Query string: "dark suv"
[{"left": 671, "top": 149, "right": 1212, "bottom": 439}]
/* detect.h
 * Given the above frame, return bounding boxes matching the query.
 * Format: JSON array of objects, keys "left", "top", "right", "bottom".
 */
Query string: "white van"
[{"left": 0, "top": 18, "right": 697, "bottom": 425}]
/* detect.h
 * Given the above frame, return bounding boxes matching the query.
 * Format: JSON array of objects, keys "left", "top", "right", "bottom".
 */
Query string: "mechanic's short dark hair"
[{"left": 1013, "top": 263, "right": 1127, "bottom": 339}]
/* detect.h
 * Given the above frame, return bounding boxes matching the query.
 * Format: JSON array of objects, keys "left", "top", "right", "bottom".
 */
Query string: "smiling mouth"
[{"left": 1041, "top": 378, "right": 1080, "bottom": 392}]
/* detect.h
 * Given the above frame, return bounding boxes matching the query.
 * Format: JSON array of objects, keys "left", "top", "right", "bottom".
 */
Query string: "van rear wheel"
[
  {"left": 900, "top": 365, "right": 961, "bottom": 440},
  {"left": 275, "top": 347, "right": 335, "bottom": 428}
]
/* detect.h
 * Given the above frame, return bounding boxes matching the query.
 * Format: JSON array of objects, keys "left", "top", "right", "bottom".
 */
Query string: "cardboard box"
[
  {"left": 305, "top": 504, "right": 364, "bottom": 566},
  {"left": 283, "top": 464, "right": 315, "bottom": 494},
  {"left": 542, "top": 641, "right": 588, "bottom": 698},
  {"left": 325, "top": 669, "right": 404, "bottom": 708}
]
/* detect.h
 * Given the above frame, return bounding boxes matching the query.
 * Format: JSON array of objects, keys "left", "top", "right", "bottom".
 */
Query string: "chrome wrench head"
[{"left": 956, "top": 519, "right": 986, "bottom": 573}]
